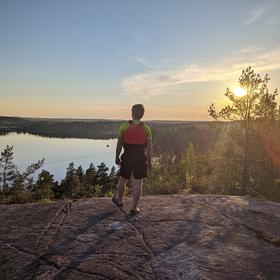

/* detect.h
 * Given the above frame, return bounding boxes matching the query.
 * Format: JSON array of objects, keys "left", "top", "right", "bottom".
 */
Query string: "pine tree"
[
  {"left": 34, "top": 170, "right": 55, "bottom": 200},
  {"left": 10, "top": 176, "right": 24, "bottom": 203},
  {"left": 84, "top": 163, "right": 97, "bottom": 184},
  {"left": 60, "top": 162, "right": 81, "bottom": 198},
  {"left": 96, "top": 162, "right": 109, "bottom": 186},
  {"left": 76, "top": 165, "right": 84, "bottom": 183},
  {"left": 83, "top": 163, "right": 97, "bottom": 196},
  {"left": 109, "top": 166, "right": 116, "bottom": 178},
  {"left": 208, "top": 67, "right": 279, "bottom": 194},
  {"left": 96, "top": 162, "right": 110, "bottom": 194},
  {"left": 0, "top": 145, "right": 17, "bottom": 192},
  {"left": 107, "top": 166, "right": 118, "bottom": 192},
  {"left": 10, "top": 159, "right": 44, "bottom": 203}
]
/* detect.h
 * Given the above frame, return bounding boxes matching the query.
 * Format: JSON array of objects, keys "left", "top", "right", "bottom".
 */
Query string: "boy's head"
[{"left": 132, "top": 104, "right": 145, "bottom": 120}]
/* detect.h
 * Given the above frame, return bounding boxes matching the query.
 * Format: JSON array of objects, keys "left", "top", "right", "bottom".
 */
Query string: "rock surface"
[{"left": 0, "top": 194, "right": 280, "bottom": 280}]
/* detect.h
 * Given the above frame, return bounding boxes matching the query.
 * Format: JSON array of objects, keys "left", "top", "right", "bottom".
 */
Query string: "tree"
[
  {"left": 180, "top": 142, "right": 197, "bottom": 188},
  {"left": 83, "top": 163, "right": 97, "bottom": 195},
  {"left": 21, "top": 159, "right": 45, "bottom": 187},
  {"left": 60, "top": 162, "right": 81, "bottom": 198},
  {"left": 208, "top": 66, "right": 279, "bottom": 194},
  {"left": 207, "top": 126, "right": 244, "bottom": 194},
  {"left": 33, "top": 170, "right": 55, "bottom": 200},
  {"left": 107, "top": 166, "right": 118, "bottom": 194},
  {"left": 109, "top": 166, "right": 117, "bottom": 178},
  {"left": 0, "top": 145, "right": 17, "bottom": 192},
  {"left": 96, "top": 162, "right": 110, "bottom": 194},
  {"left": 76, "top": 165, "right": 84, "bottom": 183},
  {"left": 144, "top": 154, "right": 184, "bottom": 194},
  {"left": 10, "top": 159, "right": 44, "bottom": 203}
]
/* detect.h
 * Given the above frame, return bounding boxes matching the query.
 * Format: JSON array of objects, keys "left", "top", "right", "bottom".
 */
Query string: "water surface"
[{"left": 0, "top": 133, "right": 117, "bottom": 182}]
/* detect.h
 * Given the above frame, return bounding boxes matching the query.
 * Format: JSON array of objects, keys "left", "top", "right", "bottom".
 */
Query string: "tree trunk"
[
  {"left": 3, "top": 162, "right": 7, "bottom": 192},
  {"left": 242, "top": 126, "right": 249, "bottom": 194}
]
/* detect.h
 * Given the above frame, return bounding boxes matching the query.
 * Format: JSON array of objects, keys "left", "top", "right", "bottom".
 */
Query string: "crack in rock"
[
  {"left": 5, "top": 243, "right": 37, "bottom": 258},
  {"left": 57, "top": 266, "right": 116, "bottom": 280},
  {"left": 117, "top": 207, "right": 156, "bottom": 279},
  {"left": 245, "top": 226, "right": 280, "bottom": 247},
  {"left": 139, "top": 218, "right": 234, "bottom": 229},
  {"left": 188, "top": 199, "right": 280, "bottom": 248},
  {"left": 36, "top": 201, "right": 71, "bottom": 247}
]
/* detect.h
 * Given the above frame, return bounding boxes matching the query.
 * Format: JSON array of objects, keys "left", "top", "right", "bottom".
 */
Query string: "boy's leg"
[
  {"left": 132, "top": 178, "right": 142, "bottom": 210},
  {"left": 117, "top": 176, "right": 127, "bottom": 203}
]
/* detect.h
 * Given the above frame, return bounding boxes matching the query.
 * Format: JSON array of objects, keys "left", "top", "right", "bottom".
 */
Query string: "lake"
[{"left": 0, "top": 133, "right": 118, "bottom": 182}]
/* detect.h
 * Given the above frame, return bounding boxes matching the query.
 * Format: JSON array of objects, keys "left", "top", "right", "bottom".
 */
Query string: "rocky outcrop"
[{"left": 0, "top": 194, "right": 280, "bottom": 279}]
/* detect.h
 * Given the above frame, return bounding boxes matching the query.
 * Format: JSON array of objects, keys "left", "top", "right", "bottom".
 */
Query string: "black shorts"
[{"left": 120, "top": 151, "right": 147, "bottom": 179}]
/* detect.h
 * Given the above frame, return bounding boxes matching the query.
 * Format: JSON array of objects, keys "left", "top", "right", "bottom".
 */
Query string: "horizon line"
[{"left": 0, "top": 115, "right": 215, "bottom": 122}]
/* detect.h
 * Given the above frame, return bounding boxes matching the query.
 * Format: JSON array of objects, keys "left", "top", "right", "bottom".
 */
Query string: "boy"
[{"left": 112, "top": 104, "right": 152, "bottom": 215}]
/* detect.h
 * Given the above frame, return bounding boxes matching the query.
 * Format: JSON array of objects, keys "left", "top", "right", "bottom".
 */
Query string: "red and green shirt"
[{"left": 118, "top": 120, "right": 152, "bottom": 145}]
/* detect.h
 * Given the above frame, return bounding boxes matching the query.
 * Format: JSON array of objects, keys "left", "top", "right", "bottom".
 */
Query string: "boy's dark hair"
[{"left": 132, "top": 104, "right": 145, "bottom": 120}]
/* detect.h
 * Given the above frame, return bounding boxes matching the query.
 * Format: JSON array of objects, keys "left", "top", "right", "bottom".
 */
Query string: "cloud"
[
  {"left": 243, "top": 8, "right": 265, "bottom": 25},
  {"left": 130, "top": 56, "right": 176, "bottom": 70},
  {"left": 130, "top": 56, "right": 154, "bottom": 69},
  {"left": 121, "top": 46, "right": 280, "bottom": 99},
  {"left": 143, "top": 106, "right": 207, "bottom": 121},
  {"left": 233, "top": 46, "right": 264, "bottom": 55}
]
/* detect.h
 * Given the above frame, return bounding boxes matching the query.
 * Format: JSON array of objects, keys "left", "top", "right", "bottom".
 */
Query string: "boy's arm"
[
  {"left": 116, "top": 122, "right": 128, "bottom": 165},
  {"left": 115, "top": 135, "right": 123, "bottom": 165}
]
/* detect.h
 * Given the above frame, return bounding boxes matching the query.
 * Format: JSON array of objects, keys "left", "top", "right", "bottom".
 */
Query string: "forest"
[
  {"left": 0, "top": 67, "right": 280, "bottom": 203},
  {"left": 0, "top": 116, "right": 197, "bottom": 139}
]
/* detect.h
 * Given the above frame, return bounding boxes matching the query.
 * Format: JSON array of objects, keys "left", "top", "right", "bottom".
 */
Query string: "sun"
[{"left": 234, "top": 87, "right": 247, "bottom": 97}]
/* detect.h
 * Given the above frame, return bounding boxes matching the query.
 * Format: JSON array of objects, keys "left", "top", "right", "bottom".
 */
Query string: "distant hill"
[
  {"left": 0, "top": 116, "right": 215, "bottom": 139},
  {"left": 0, "top": 194, "right": 279, "bottom": 279},
  {"left": 0, "top": 116, "right": 124, "bottom": 138}
]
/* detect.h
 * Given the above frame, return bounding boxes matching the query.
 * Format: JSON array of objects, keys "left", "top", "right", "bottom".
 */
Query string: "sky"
[{"left": 1, "top": 0, "right": 280, "bottom": 120}]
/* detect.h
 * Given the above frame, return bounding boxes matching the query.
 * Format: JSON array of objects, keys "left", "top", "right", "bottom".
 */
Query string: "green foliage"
[
  {"left": 0, "top": 145, "right": 17, "bottom": 192},
  {"left": 0, "top": 145, "right": 44, "bottom": 203},
  {"left": 144, "top": 155, "right": 184, "bottom": 194},
  {"left": 152, "top": 123, "right": 220, "bottom": 157},
  {"left": 76, "top": 165, "right": 84, "bottom": 182},
  {"left": 14, "top": 159, "right": 44, "bottom": 186},
  {"left": 83, "top": 163, "right": 97, "bottom": 195},
  {"left": 59, "top": 162, "right": 82, "bottom": 199},
  {"left": 36, "top": 161, "right": 118, "bottom": 200},
  {"left": 208, "top": 67, "right": 280, "bottom": 194},
  {"left": 33, "top": 170, "right": 55, "bottom": 200},
  {"left": 95, "top": 162, "right": 109, "bottom": 188},
  {"left": 180, "top": 142, "right": 197, "bottom": 188},
  {"left": 209, "top": 67, "right": 279, "bottom": 122},
  {"left": 204, "top": 125, "right": 244, "bottom": 195},
  {"left": 93, "top": 185, "right": 102, "bottom": 197},
  {"left": 92, "top": 162, "right": 116, "bottom": 196}
]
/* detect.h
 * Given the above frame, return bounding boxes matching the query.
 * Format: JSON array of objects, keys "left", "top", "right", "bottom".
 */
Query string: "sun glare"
[{"left": 234, "top": 87, "right": 247, "bottom": 97}]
